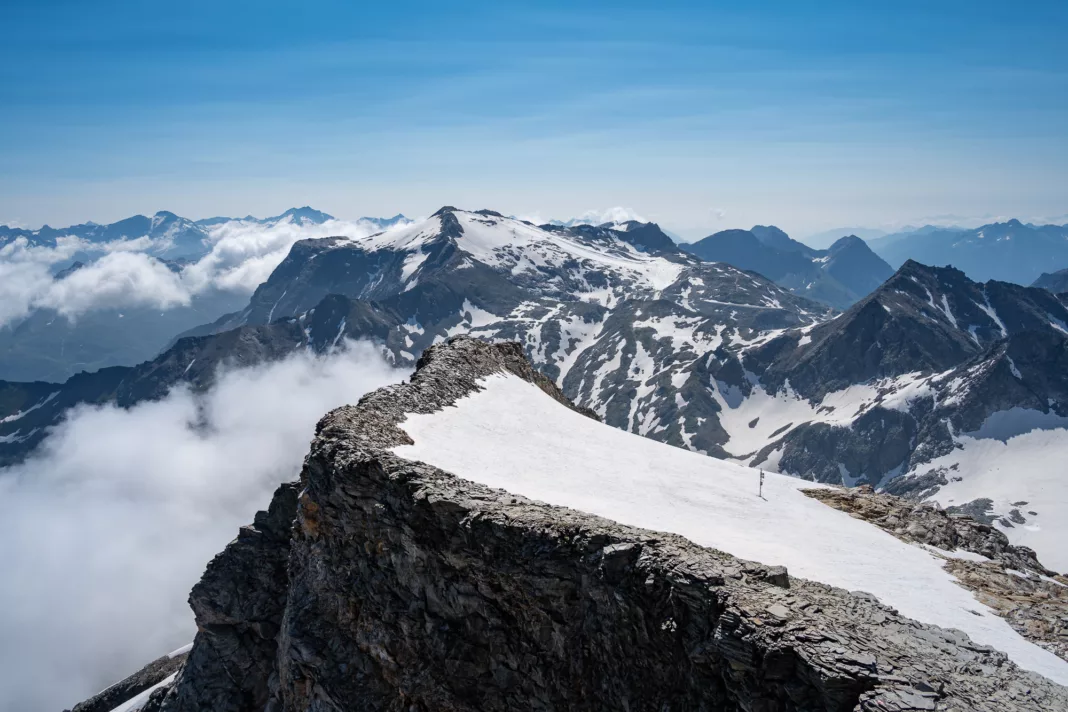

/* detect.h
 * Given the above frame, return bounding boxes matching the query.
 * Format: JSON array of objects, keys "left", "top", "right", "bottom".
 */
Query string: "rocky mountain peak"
[
  {"left": 827, "top": 234, "right": 866, "bottom": 251},
  {"left": 68, "top": 337, "right": 1068, "bottom": 712},
  {"left": 750, "top": 224, "right": 809, "bottom": 254},
  {"left": 611, "top": 220, "right": 677, "bottom": 253}
]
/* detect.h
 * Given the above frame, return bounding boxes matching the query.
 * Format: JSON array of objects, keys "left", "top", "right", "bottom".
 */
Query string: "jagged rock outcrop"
[
  {"left": 805, "top": 485, "right": 1068, "bottom": 662},
  {"left": 162, "top": 481, "right": 299, "bottom": 712},
  {"left": 74, "top": 338, "right": 1068, "bottom": 711},
  {"left": 802, "top": 486, "right": 1053, "bottom": 575},
  {"left": 63, "top": 649, "right": 187, "bottom": 712}
]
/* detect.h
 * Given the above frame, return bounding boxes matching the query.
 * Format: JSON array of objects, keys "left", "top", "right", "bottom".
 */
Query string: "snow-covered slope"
[
  {"left": 919, "top": 426, "right": 1068, "bottom": 572},
  {"left": 394, "top": 371, "right": 1068, "bottom": 686},
  {"left": 356, "top": 209, "right": 685, "bottom": 296},
  {"left": 7, "top": 206, "right": 1068, "bottom": 590}
]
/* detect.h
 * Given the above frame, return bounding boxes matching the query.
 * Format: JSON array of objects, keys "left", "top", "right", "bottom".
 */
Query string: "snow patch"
[
  {"left": 105, "top": 672, "right": 178, "bottom": 712},
  {"left": 394, "top": 374, "right": 1068, "bottom": 685},
  {"left": 0, "top": 392, "right": 58, "bottom": 424}
]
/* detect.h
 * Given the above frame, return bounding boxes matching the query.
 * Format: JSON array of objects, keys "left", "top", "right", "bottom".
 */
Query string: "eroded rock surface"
[
  {"left": 77, "top": 338, "right": 1068, "bottom": 712},
  {"left": 63, "top": 650, "right": 187, "bottom": 712},
  {"left": 806, "top": 485, "right": 1068, "bottom": 662}
]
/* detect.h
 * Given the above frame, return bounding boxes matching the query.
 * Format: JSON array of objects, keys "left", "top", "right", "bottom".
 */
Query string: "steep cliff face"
[{"left": 91, "top": 338, "right": 1067, "bottom": 711}]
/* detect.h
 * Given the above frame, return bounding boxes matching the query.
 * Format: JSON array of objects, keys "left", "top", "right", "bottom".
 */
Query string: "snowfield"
[
  {"left": 921, "top": 426, "right": 1068, "bottom": 572},
  {"left": 356, "top": 210, "right": 685, "bottom": 299},
  {"left": 394, "top": 373, "right": 1068, "bottom": 686}
]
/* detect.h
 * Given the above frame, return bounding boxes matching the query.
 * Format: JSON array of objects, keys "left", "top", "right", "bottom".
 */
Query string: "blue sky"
[{"left": 2, "top": 0, "right": 1066, "bottom": 237}]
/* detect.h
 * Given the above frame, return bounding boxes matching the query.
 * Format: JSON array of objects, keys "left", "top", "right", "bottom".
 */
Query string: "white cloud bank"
[
  {"left": 561, "top": 206, "right": 648, "bottom": 227},
  {"left": 0, "top": 341, "right": 406, "bottom": 712},
  {"left": 0, "top": 216, "right": 410, "bottom": 328},
  {"left": 514, "top": 206, "right": 649, "bottom": 228}
]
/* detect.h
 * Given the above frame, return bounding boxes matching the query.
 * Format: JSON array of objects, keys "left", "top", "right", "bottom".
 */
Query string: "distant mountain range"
[
  {"left": 0, "top": 206, "right": 411, "bottom": 259},
  {"left": 0, "top": 207, "right": 412, "bottom": 382},
  {"left": 865, "top": 220, "right": 1068, "bottom": 286},
  {"left": 681, "top": 225, "right": 894, "bottom": 309},
  {"left": 0, "top": 207, "right": 827, "bottom": 468},
  {"left": 1034, "top": 268, "right": 1068, "bottom": 294},
  {"left": 4, "top": 205, "right": 1068, "bottom": 572},
  {"left": 800, "top": 226, "right": 890, "bottom": 249}
]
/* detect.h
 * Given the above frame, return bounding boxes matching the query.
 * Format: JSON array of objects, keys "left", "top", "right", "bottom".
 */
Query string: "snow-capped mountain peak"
[{"left": 356, "top": 207, "right": 690, "bottom": 299}]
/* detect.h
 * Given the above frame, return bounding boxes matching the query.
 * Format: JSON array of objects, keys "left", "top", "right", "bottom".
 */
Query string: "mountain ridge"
[
  {"left": 870, "top": 220, "right": 1068, "bottom": 285},
  {"left": 682, "top": 226, "right": 894, "bottom": 309},
  {"left": 5, "top": 208, "right": 1068, "bottom": 571},
  {"left": 65, "top": 337, "right": 1068, "bottom": 711}
]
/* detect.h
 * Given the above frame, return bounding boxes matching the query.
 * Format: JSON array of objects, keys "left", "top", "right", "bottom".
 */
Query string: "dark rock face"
[
  {"left": 161, "top": 482, "right": 299, "bottom": 712},
  {"left": 752, "top": 261, "right": 1068, "bottom": 400},
  {"left": 740, "top": 261, "right": 1068, "bottom": 488},
  {"left": 72, "top": 338, "right": 1062, "bottom": 712}
]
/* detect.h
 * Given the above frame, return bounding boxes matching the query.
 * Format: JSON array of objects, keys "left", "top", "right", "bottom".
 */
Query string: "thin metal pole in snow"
[{"left": 759, "top": 470, "right": 764, "bottom": 498}]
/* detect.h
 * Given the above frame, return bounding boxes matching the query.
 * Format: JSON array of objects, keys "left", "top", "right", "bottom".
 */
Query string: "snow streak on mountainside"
[
  {"left": 920, "top": 426, "right": 1068, "bottom": 571},
  {"left": 394, "top": 371, "right": 1068, "bottom": 685},
  {"left": 5, "top": 207, "right": 1068, "bottom": 575},
  {"left": 176, "top": 207, "right": 831, "bottom": 450}
]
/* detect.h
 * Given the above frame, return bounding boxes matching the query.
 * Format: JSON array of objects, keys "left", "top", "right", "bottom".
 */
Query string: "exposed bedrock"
[{"left": 87, "top": 338, "right": 1066, "bottom": 712}]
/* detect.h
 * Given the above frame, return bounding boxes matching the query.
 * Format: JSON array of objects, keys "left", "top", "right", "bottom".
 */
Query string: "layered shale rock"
[{"left": 84, "top": 338, "right": 1067, "bottom": 712}]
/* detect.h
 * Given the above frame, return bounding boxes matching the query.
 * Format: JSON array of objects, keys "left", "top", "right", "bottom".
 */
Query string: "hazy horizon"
[
  {"left": 3, "top": 1, "right": 1066, "bottom": 239},
  {"left": 4, "top": 204, "right": 1067, "bottom": 245}
]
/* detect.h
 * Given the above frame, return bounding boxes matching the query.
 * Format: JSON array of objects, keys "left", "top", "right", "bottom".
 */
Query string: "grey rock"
[
  {"left": 97, "top": 338, "right": 1065, "bottom": 712},
  {"left": 160, "top": 482, "right": 299, "bottom": 712},
  {"left": 64, "top": 649, "right": 187, "bottom": 712},
  {"left": 805, "top": 485, "right": 1068, "bottom": 661}
]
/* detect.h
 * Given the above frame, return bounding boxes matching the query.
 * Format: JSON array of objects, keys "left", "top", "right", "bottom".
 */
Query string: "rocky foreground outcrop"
[
  {"left": 805, "top": 486, "right": 1068, "bottom": 662},
  {"left": 81, "top": 338, "right": 1068, "bottom": 711}
]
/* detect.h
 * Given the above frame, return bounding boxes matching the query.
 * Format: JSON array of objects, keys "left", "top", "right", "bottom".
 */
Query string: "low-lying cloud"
[
  {"left": 0, "top": 216, "right": 410, "bottom": 328},
  {"left": 0, "top": 341, "right": 406, "bottom": 711},
  {"left": 570, "top": 206, "right": 648, "bottom": 226},
  {"left": 182, "top": 217, "right": 404, "bottom": 294}
]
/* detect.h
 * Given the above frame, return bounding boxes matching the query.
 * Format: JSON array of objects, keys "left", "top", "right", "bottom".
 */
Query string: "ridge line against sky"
[{"left": 1, "top": 0, "right": 1066, "bottom": 238}]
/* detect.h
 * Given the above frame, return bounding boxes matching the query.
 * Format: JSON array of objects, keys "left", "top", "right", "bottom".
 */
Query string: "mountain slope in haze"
[
  {"left": 802, "top": 226, "right": 889, "bottom": 249},
  {"left": 0, "top": 207, "right": 412, "bottom": 381},
  {"left": 0, "top": 290, "right": 248, "bottom": 383},
  {"left": 864, "top": 224, "right": 967, "bottom": 254},
  {"left": 682, "top": 226, "right": 894, "bottom": 309},
  {"left": 0, "top": 206, "right": 410, "bottom": 258},
  {"left": 72, "top": 338, "right": 1068, "bottom": 712},
  {"left": 1034, "top": 268, "right": 1068, "bottom": 294},
  {"left": 871, "top": 220, "right": 1068, "bottom": 285}
]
